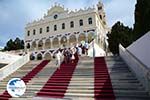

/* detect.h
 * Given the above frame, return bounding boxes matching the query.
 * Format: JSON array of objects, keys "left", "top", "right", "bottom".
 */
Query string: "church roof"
[{"left": 46, "top": 4, "right": 67, "bottom": 17}]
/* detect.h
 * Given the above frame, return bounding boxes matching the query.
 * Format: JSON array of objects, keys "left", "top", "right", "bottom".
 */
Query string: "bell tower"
[{"left": 97, "top": 1, "right": 107, "bottom": 25}]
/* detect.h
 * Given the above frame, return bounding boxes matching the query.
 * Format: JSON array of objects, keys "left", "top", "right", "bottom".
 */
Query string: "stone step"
[
  {"left": 0, "top": 56, "right": 149, "bottom": 99},
  {"left": 25, "top": 85, "right": 144, "bottom": 90},
  {"left": 114, "top": 90, "right": 149, "bottom": 96},
  {"left": 115, "top": 94, "right": 150, "bottom": 100},
  {"left": 25, "top": 81, "right": 142, "bottom": 86},
  {"left": 115, "top": 97, "right": 150, "bottom": 100}
]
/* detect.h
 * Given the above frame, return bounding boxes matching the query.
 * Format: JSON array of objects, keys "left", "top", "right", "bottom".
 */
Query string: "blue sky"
[{"left": 0, "top": 0, "right": 136, "bottom": 48}]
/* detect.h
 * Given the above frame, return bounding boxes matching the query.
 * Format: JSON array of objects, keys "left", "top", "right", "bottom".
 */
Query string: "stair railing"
[
  {"left": 119, "top": 44, "right": 150, "bottom": 95},
  {"left": 0, "top": 53, "right": 30, "bottom": 81}
]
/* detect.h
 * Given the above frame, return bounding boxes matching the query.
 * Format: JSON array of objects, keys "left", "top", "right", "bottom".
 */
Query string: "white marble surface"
[
  {"left": 0, "top": 52, "right": 21, "bottom": 64},
  {"left": 127, "top": 32, "right": 150, "bottom": 68},
  {"left": 119, "top": 44, "right": 150, "bottom": 93}
]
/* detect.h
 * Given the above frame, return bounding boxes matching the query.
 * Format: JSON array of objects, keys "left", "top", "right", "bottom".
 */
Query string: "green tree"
[
  {"left": 107, "top": 21, "right": 133, "bottom": 54},
  {"left": 134, "top": 0, "right": 150, "bottom": 40},
  {"left": 20, "top": 40, "right": 24, "bottom": 49},
  {"left": 14, "top": 37, "right": 24, "bottom": 50},
  {"left": 4, "top": 37, "right": 24, "bottom": 51},
  {"left": 4, "top": 39, "right": 15, "bottom": 51}
]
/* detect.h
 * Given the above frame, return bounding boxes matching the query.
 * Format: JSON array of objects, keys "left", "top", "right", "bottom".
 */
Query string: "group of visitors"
[{"left": 53, "top": 42, "right": 89, "bottom": 68}]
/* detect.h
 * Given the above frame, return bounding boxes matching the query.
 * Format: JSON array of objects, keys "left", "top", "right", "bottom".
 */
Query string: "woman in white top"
[
  {"left": 55, "top": 50, "right": 62, "bottom": 68},
  {"left": 70, "top": 47, "right": 76, "bottom": 63}
]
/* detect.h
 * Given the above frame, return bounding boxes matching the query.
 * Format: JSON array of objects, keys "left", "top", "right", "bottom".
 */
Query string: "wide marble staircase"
[
  {"left": 0, "top": 56, "right": 149, "bottom": 100},
  {"left": 0, "top": 60, "right": 41, "bottom": 94},
  {"left": 105, "top": 56, "right": 150, "bottom": 100}
]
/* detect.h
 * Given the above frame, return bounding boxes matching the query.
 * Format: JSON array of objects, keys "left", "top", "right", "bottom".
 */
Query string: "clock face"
[{"left": 54, "top": 14, "right": 58, "bottom": 19}]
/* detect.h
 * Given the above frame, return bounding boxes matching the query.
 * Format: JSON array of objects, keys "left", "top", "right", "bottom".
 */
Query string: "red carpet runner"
[
  {"left": 94, "top": 57, "right": 115, "bottom": 100},
  {"left": 0, "top": 60, "right": 49, "bottom": 100},
  {"left": 36, "top": 58, "right": 79, "bottom": 98}
]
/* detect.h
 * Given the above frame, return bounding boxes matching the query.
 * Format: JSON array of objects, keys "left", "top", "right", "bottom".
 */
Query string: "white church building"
[{"left": 24, "top": 1, "right": 109, "bottom": 60}]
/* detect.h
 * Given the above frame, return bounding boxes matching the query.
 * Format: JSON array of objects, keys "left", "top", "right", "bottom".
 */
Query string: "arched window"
[
  {"left": 38, "top": 40, "right": 43, "bottom": 48},
  {"left": 30, "top": 54, "right": 35, "bottom": 60},
  {"left": 98, "top": 6, "right": 102, "bottom": 10},
  {"left": 46, "top": 26, "right": 49, "bottom": 32},
  {"left": 88, "top": 17, "right": 92, "bottom": 25},
  {"left": 27, "top": 43, "right": 30, "bottom": 49},
  {"left": 33, "top": 29, "right": 36, "bottom": 35},
  {"left": 79, "top": 19, "right": 83, "bottom": 26},
  {"left": 70, "top": 21, "right": 74, "bottom": 28},
  {"left": 37, "top": 53, "right": 42, "bottom": 60},
  {"left": 54, "top": 25, "right": 57, "bottom": 31},
  {"left": 62, "top": 23, "right": 65, "bottom": 29},
  {"left": 100, "top": 15, "right": 102, "bottom": 20},
  {"left": 27, "top": 31, "right": 30, "bottom": 36},
  {"left": 40, "top": 28, "right": 42, "bottom": 34}
]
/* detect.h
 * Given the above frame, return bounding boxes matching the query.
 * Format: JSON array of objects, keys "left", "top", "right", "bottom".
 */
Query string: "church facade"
[{"left": 24, "top": 1, "right": 108, "bottom": 60}]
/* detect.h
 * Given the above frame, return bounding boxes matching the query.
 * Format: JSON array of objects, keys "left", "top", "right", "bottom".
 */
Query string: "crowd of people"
[{"left": 53, "top": 43, "right": 89, "bottom": 68}]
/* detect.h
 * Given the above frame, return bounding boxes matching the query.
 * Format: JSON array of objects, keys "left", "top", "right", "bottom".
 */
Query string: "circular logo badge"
[{"left": 7, "top": 78, "right": 26, "bottom": 97}]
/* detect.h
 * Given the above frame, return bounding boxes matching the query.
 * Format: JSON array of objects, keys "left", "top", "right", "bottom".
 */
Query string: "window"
[
  {"left": 100, "top": 15, "right": 102, "bottom": 20},
  {"left": 70, "top": 21, "right": 74, "bottom": 28},
  {"left": 40, "top": 28, "right": 42, "bottom": 34},
  {"left": 33, "top": 29, "right": 36, "bottom": 35},
  {"left": 54, "top": 14, "right": 58, "bottom": 19},
  {"left": 62, "top": 23, "right": 65, "bottom": 29},
  {"left": 27, "top": 31, "right": 30, "bottom": 36},
  {"left": 54, "top": 25, "right": 57, "bottom": 31},
  {"left": 46, "top": 26, "right": 49, "bottom": 32},
  {"left": 88, "top": 17, "right": 92, "bottom": 25},
  {"left": 98, "top": 7, "right": 102, "bottom": 10},
  {"left": 27, "top": 43, "right": 30, "bottom": 49},
  {"left": 79, "top": 19, "right": 83, "bottom": 26}
]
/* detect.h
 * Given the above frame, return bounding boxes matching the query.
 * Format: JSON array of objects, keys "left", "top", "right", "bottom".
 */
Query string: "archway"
[
  {"left": 38, "top": 40, "right": 43, "bottom": 50},
  {"left": 61, "top": 36, "right": 67, "bottom": 47},
  {"left": 45, "top": 39, "right": 51, "bottom": 49},
  {"left": 31, "top": 41, "right": 36, "bottom": 50},
  {"left": 44, "top": 52, "right": 51, "bottom": 60},
  {"left": 78, "top": 33, "right": 86, "bottom": 43},
  {"left": 37, "top": 53, "right": 42, "bottom": 60},
  {"left": 53, "top": 37, "right": 59, "bottom": 48},
  {"left": 26, "top": 43, "right": 30, "bottom": 49},
  {"left": 88, "top": 32, "right": 94, "bottom": 43},
  {"left": 69, "top": 35, "right": 76, "bottom": 45},
  {"left": 30, "top": 54, "right": 35, "bottom": 60}
]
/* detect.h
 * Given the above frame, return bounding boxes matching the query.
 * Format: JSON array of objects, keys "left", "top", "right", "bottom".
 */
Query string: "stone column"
[
  {"left": 58, "top": 37, "right": 61, "bottom": 48},
  {"left": 43, "top": 40, "right": 46, "bottom": 50},
  {"left": 66, "top": 36, "right": 69, "bottom": 47},
  {"left": 29, "top": 42, "right": 32, "bottom": 52},
  {"left": 85, "top": 32, "right": 88, "bottom": 42},
  {"left": 76, "top": 34, "right": 79, "bottom": 44},
  {"left": 95, "top": 29, "right": 99, "bottom": 43},
  {"left": 50, "top": 39, "right": 53, "bottom": 49},
  {"left": 35, "top": 41, "right": 38, "bottom": 51},
  {"left": 24, "top": 42, "right": 27, "bottom": 52}
]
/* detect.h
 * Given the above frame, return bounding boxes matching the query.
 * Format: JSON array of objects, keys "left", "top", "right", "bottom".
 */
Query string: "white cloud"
[
  {"left": 104, "top": 0, "right": 136, "bottom": 27},
  {"left": 0, "top": 0, "right": 136, "bottom": 47}
]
